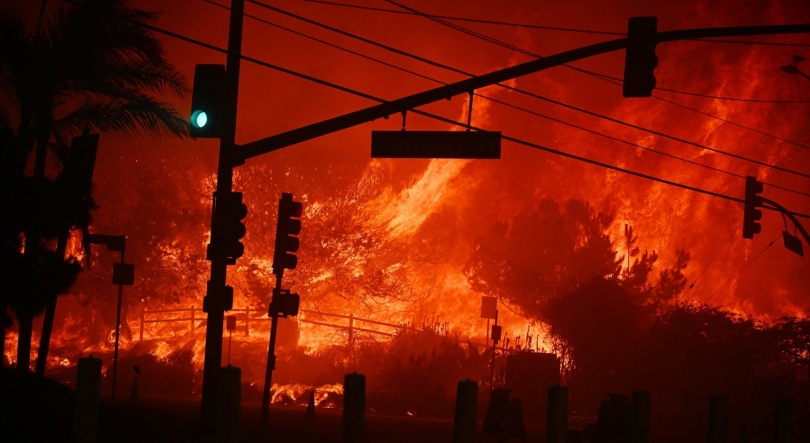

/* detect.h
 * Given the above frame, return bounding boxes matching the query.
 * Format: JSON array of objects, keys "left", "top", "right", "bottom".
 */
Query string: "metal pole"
[
  {"left": 349, "top": 313, "right": 354, "bottom": 368},
  {"left": 201, "top": 0, "right": 244, "bottom": 427},
  {"left": 260, "top": 277, "right": 282, "bottom": 423},
  {"left": 490, "top": 310, "right": 498, "bottom": 389},
  {"left": 228, "top": 329, "right": 232, "bottom": 366},
  {"left": 111, "top": 237, "right": 125, "bottom": 402},
  {"left": 486, "top": 318, "right": 490, "bottom": 343}
]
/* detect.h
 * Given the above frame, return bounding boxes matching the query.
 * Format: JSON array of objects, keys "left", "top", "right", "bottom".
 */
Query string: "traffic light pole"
[
  {"left": 200, "top": 0, "right": 244, "bottom": 428},
  {"left": 260, "top": 276, "right": 283, "bottom": 424}
]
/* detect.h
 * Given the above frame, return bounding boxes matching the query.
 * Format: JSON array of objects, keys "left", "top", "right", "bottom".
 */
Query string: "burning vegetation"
[{"left": 1, "top": 0, "right": 809, "bottom": 440}]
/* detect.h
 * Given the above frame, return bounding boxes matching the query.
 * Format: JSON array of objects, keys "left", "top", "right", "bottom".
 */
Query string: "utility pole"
[{"left": 200, "top": 0, "right": 244, "bottom": 428}]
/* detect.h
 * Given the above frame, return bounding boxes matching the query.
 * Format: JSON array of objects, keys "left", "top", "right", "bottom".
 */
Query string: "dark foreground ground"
[{"left": 0, "top": 369, "right": 713, "bottom": 443}]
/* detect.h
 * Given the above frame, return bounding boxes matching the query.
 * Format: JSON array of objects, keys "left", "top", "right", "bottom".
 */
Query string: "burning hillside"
[{"left": 2, "top": 0, "right": 809, "bottom": 436}]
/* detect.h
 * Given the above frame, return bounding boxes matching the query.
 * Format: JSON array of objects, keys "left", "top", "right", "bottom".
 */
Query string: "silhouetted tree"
[
  {"left": 0, "top": 0, "right": 188, "bottom": 371},
  {"left": 546, "top": 278, "right": 641, "bottom": 407},
  {"left": 463, "top": 198, "right": 622, "bottom": 321},
  {"left": 464, "top": 198, "right": 689, "bottom": 318}
]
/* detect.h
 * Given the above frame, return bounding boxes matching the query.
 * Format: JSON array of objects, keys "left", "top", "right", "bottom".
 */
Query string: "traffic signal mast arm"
[
  {"left": 237, "top": 23, "right": 810, "bottom": 161},
  {"left": 760, "top": 197, "right": 810, "bottom": 246}
]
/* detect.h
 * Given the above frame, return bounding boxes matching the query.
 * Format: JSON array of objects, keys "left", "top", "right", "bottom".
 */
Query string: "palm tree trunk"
[
  {"left": 33, "top": 123, "right": 49, "bottom": 179},
  {"left": 35, "top": 229, "right": 68, "bottom": 376},
  {"left": 1, "top": 312, "right": 7, "bottom": 368},
  {"left": 16, "top": 313, "right": 33, "bottom": 372}
]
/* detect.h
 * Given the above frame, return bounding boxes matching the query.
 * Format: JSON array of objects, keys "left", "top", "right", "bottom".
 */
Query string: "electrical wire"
[
  {"left": 299, "top": 0, "right": 810, "bottom": 48},
  {"left": 677, "top": 228, "right": 740, "bottom": 301},
  {"left": 654, "top": 87, "right": 810, "bottom": 104},
  {"left": 703, "top": 231, "right": 781, "bottom": 304},
  {"left": 654, "top": 95, "right": 810, "bottom": 151},
  {"left": 263, "top": 0, "right": 810, "bottom": 147},
  {"left": 299, "top": 0, "right": 626, "bottom": 36},
  {"left": 59, "top": 0, "right": 810, "bottom": 222},
  {"left": 251, "top": 0, "right": 810, "bottom": 178},
  {"left": 377, "top": 0, "right": 810, "bottom": 142},
  {"left": 215, "top": 1, "right": 810, "bottom": 198}
]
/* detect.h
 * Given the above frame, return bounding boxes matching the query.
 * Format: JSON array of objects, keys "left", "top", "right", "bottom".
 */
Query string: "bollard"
[
  {"left": 72, "top": 355, "right": 102, "bottom": 443},
  {"left": 453, "top": 379, "right": 478, "bottom": 443},
  {"left": 343, "top": 372, "right": 366, "bottom": 443},
  {"left": 773, "top": 399, "right": 792, "bottom": 443},
  {"left": 129, "top": 375, "right": 139, "bottom": 401},
  {"left": 306, "top": 389, "right": 316, "bottom": 420},
  {"left": 629, "top": 390, "right": 651, "bottom": 443},
  {"left": 547, "top": 385, "right": 569, "bottom": 443},
  {"left": 216, "top": 366, "right": 241, "bottom": 443},
  {"left": 707, "top": 395, "right": 728, "bottom": 443}
]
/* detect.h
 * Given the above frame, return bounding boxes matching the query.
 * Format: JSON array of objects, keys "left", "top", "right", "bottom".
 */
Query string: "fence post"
[
  {"left": 191, "top": 306, "right": 196, "bottom": 334},
  {"left": 452, "top": 379, "right": 478, "bottom": 443},
  {"left": 547, "top": 385, "right": 568, "bottom": 443},
  {"left": 139, "top": 306, "right": 144, "bottom": 341},
  {"left": 245, "top": 306, "right": 250, "bottom": 337},
  {"left": 216, "top": 366, "right": 241, "bottom": 443},
  {"left": 72, "top": 356, "right": 102, "bottom": 443},
  {"left": 343, "top": 372, "right": 365, "bottom": 443},
  {"left": 629, "top": 390, "right": 651, "bottom": 443},
  {"left": 774, "top": 399, "right": 792, "bottom": 443},
  {"left": 708, "top": 395, "right": 728, "bottom": 443}
]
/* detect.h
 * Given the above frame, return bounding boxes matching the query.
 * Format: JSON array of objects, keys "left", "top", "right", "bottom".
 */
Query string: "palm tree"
[{"left": 0, "top": 0, "right": 190, "bottom": 372}]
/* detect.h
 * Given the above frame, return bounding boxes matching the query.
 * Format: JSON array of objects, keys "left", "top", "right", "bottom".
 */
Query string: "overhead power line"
[
  {"left": 377, "top": 0, "right": 810, "bottom": 144},
  {"left": 62, "top": 0, "right": 810, "bottom": 221},
  {"left": 380, "top": 0, "right": 810, "bottom": 170},
  {"left": 654, "top": 87, "right": 810, "bottom": 104},
  {"left": 703, "top": 231, "right": 780, "bottom": 304},
  {"left": 299, "top": 0, "right": 625, "bottom": 36},
  {"left": 299, "top": 0, "right": 810, "bottom": 48},
  {"left": 214, "top": 0, "right": 810, "bottom": 198},
  {"left": 255, "top": 0, "right": 810, "bottom": 178}
]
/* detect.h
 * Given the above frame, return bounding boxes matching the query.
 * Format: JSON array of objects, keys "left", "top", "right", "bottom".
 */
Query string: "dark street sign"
[
  {"left": 85, "top": 233, "right": 125, "bottom": 252},
  {"left": 112, "top": 263, "right": 135, "bottom": 286},
  {"left": 481, "top": 296, "right": 497, "bottom": 319},
  {"left": 371, "top": 131, "right": 501, "bottom": 159}
]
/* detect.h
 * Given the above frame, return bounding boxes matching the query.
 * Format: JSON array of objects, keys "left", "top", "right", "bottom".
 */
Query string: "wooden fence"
[
  {"left": 139, "top": 307, "right": 413, "bottom": 341},
  {"left": 138, "top": 306, "right": 492, "bottom": 351}
]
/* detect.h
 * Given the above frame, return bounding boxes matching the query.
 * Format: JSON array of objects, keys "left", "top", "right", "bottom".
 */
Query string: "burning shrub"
[
  {"left": 354, "top": 327, "right": 486, "bottom": 417},
  {"left": 117, "top": 344, "right": 197, "bottom": 397}
]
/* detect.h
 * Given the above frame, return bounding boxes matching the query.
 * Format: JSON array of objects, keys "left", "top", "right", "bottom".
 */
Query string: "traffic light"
[
  {"left": 208, "top": 191, "right": 248, "bottom": 263},
  {"left": 622, "top": 17, "right": 658, "bottom": 98},
  {"left": 190, "top": 64, "right": 225, "bottom": 138},
  {"left": 203, "top": 282, "right": 234, "bottom": 312},
  {"left": 273, "top": 193, "right": 303, "bottom": 276},
  {"left": 742, "top": 176, "right": 764, "bottom": 239},
  {"left": 270, "top": 288, "right": 300, "bottom": 318}
]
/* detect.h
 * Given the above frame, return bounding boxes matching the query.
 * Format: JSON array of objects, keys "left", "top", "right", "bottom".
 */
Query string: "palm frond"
[
  {"left": 53, "top": 93, "right": 190, "bottom": 139},
  {"left": 42, "top": 0, "right": 187, "bottom": 97}
]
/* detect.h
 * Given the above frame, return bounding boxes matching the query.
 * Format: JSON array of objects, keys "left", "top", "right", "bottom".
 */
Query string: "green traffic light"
[{"left": 191, "top": 110, "right": 208, "bottom": 128}]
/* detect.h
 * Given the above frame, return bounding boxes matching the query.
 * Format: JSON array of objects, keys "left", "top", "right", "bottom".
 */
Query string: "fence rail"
[{"left": 137, "top": 306, "right": 492, "bottom": 351}]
